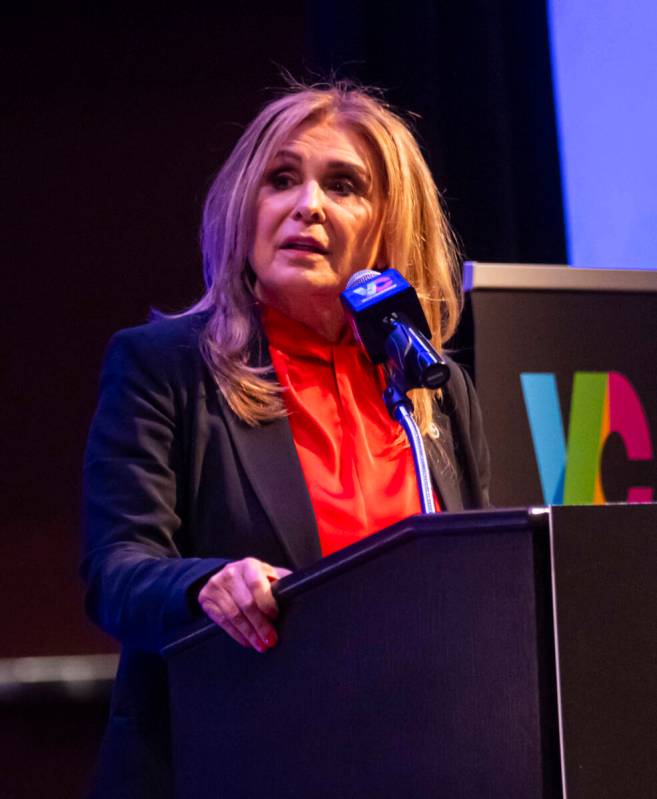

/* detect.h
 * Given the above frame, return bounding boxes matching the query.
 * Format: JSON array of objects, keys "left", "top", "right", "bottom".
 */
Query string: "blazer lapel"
[
  {"left": 223, "top": 410, "right": 322, "bottom": 568},
  {"left": 220, "top": 346, "right": 322, "bottom": 570}
]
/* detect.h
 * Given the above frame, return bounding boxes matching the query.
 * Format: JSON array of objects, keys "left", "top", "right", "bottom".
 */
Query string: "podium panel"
[
  {"left": 165, "top": 510, "right": 558, "bottom": 799},
  {"left": 165, "top": 504, "right": 657, "bottom": 798},
  {"left": 550, "top": 504, "right": 657, "bottom": 798}
]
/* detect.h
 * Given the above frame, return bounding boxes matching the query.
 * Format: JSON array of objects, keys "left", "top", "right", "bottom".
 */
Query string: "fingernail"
[
  {"left": 264, "top": 631, "right": 278, "bottom": 648},
  {"left": 254, "top": 640, "right": 267, "bottom": 653}
]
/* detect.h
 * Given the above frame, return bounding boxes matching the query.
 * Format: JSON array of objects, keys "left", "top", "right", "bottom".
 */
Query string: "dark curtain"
[{"left": 306, "top": 0, "right": 567, "bottom": 265}]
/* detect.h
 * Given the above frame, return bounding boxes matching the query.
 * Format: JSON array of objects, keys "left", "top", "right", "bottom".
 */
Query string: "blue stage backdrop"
[{"left": 549, "top": 0, "right": 657, "bottom": 270}]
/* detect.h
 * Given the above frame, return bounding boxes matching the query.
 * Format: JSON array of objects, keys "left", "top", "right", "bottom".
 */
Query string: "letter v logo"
[{"left": 520, "top": 372, "right": 654, "bottom": 505}]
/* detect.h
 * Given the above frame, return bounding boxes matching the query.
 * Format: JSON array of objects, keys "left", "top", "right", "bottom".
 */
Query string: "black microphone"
[{"left": 340, "top": 268, "right": 450, "bottom": 391}]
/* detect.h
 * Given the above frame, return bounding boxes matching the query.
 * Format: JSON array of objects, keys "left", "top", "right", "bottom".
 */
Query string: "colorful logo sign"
[{"left": 521, "top": 372, "right": 653, "bottom": 504}]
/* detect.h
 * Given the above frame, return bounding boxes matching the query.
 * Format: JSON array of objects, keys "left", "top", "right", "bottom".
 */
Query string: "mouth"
[{"left": 280, "top": 237, "right": 329, "bottom": 255}]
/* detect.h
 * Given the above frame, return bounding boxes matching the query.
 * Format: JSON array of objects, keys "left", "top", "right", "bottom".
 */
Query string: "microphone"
[{"left": 340, "top": 268, "right": 450, "bottom": 391}]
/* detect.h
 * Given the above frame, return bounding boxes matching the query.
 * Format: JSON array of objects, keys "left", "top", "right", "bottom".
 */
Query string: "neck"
[{"left": 255, "top": 286, "right": 347, "bottom": 342}]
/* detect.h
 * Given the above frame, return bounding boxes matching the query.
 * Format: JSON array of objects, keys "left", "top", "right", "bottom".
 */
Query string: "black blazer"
[{"left": 81, "top": 312, "right": 490, "bottom": 798}]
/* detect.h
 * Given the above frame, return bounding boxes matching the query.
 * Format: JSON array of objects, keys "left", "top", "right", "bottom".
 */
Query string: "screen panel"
[
  {"left": 548, "top": 0, "right": 657, "bottom": 270},
  {"left": 470, "top": 268, "right": 657, "bottom": 507}
]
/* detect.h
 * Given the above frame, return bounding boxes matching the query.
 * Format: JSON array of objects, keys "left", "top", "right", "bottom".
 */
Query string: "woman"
[{"left": 82, "top": 82, "right": 490, "bottom": 796}]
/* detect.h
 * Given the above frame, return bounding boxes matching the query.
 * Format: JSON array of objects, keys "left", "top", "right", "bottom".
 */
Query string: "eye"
[
  {"left": 267, "top": 169, "right": 296, "bottom": 191},
  {"left": 326, "top": 176, "right": 359, "bottom": 197}
]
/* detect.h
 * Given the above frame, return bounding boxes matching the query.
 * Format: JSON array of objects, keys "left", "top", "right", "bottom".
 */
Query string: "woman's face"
[{"left": 249, "top": 118, "right": 384, "bottom": 310}]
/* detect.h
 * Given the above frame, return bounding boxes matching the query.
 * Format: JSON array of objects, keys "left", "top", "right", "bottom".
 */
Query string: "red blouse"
[{"left": 262, "top": 304, "right": 438, "bottom": 557}]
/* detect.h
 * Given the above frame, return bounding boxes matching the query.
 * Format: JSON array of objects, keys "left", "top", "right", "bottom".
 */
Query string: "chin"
[
  {"left": 282, "top": 265, "right": 343, "bottom": 290},
  {"left": 299, "top": 272, "right": 346, "bottom": 295}
]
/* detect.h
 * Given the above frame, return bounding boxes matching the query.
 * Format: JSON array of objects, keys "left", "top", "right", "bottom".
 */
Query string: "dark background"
[{"left": 1, "top": 2, "right": 565, "bottom": 796}]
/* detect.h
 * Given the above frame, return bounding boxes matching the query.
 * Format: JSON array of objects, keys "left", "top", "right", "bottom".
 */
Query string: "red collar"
[{"left": 260, "top": 303, "right": 357, "bottom": 363}]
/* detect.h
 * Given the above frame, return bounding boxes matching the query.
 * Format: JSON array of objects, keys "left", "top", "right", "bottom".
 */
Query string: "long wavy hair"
[{"left": 182, "top": 82, "right": 462, "bottom": 434}]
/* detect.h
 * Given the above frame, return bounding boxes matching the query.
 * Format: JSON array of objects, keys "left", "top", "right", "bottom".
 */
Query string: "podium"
[{"left": 163, "top": 504, "right": 657, "bottom": 799}]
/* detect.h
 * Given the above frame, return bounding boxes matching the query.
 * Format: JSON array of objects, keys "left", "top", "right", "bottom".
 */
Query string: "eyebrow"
[{"left": 272, "top": 149, "right": 371, "bottom": 181}]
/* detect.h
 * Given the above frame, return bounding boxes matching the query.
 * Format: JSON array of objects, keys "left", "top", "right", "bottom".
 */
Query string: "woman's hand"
[{"left": 198, "top": 558, "right": 291, "bottom": 652}]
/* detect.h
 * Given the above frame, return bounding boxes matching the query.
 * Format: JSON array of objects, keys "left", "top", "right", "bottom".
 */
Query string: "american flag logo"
[{"left": 353, "top": 275, "right": 395, "bottom": 298}]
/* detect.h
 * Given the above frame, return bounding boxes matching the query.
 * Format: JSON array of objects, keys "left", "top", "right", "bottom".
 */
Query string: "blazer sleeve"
[
  {"left": 438, "top": 359, "right": 492, "bottom": 509},
  {"left": 461, "top": 365, "right": 491, "bottom": 508},
  {"left": 81, "top": 326, "right": 226, "bottom": 654}
]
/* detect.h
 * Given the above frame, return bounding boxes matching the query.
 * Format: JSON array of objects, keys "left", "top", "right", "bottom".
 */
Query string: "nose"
[{"left": 293, "top": 180, "right": 326, "bottom": 224}]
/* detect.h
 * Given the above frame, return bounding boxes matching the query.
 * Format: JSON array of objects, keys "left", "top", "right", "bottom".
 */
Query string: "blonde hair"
[{"left": 184, "top": 82, "right": 462, "bottom": 433}]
